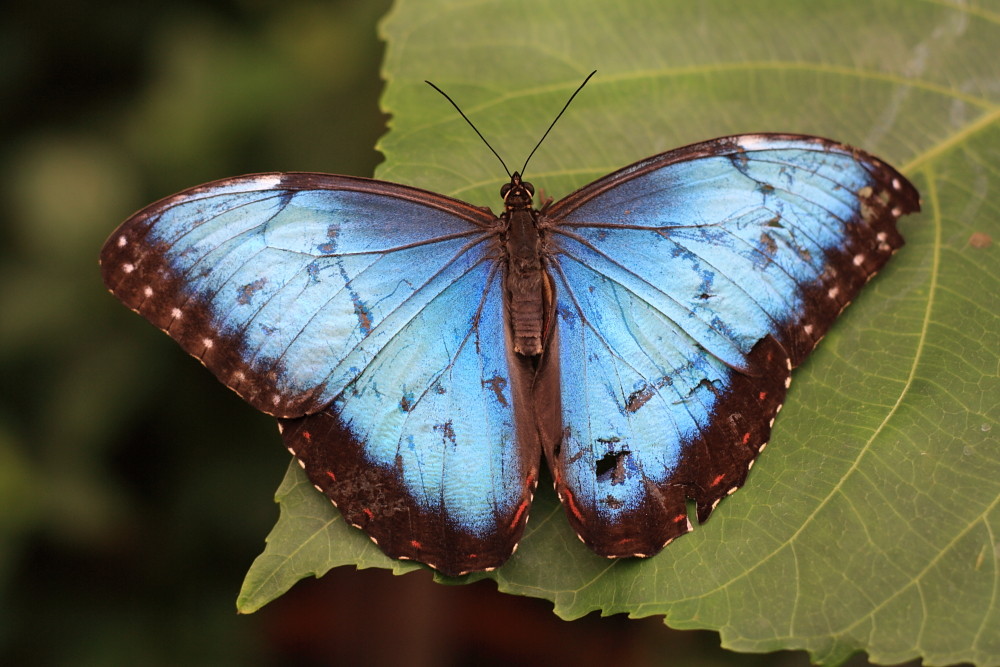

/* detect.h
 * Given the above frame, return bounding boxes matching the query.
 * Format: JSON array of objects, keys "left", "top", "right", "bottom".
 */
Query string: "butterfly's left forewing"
[
  {"left": 543, "top": 135, "right": 919, "bottom": 557},
  {"left": 101, "top": 174, "right": 539, "bottom": 575}
]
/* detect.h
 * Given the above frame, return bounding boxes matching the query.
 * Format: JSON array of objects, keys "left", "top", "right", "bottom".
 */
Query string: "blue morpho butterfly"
[{"left": 100, "top": 72, "right": 919, "bottom": 576}]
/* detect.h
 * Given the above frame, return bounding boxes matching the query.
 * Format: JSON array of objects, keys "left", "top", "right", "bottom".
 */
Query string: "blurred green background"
[{"left": 0, "top": 1, "right": 931, "bottom": 665}]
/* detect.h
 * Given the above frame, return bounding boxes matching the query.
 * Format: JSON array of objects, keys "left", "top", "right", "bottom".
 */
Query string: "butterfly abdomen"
[{"left": 506, "top": 272, "right": 547, "bottom": 356}]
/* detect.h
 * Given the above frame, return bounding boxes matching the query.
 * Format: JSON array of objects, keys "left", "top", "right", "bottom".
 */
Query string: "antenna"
[
  {"left": 520, "top": 70, "right": 596, "bottom": 176},
  {"left": 425, "top": 80, "right": 512, "bottom": 178},
  {"left": 426, "top": 70, "right": 597, "bottom": 179}
]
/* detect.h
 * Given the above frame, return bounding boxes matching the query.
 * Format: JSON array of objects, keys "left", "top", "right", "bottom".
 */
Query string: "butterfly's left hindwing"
[
  {"left": 101, "top": 173, "right": 539, "bottom": 575},
  {"left": 543, "top": 135, "right": 919, "bottom": 557}
]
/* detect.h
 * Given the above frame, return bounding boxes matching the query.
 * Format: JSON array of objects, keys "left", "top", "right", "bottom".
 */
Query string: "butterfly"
[{"left": 100, "top": 75, "right": 920, "bottom": 576}]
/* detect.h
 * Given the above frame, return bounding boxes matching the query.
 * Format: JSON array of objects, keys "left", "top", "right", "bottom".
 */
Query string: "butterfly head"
[{"left": 501, "top": 172, "right": 535, "bottom": 210}]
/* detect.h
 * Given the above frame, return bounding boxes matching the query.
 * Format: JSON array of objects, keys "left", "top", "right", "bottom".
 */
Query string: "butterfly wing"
[
  {"left": 543, "top": 134, "right": 920, "bottom": 557},
  {"left": 101, "top": 174, "right": 538, "bottom": 575}
]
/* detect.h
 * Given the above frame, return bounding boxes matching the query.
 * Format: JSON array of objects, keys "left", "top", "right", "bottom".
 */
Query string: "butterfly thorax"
[{"left": 501, "top": 173, "right": 554, "bottom": 357}]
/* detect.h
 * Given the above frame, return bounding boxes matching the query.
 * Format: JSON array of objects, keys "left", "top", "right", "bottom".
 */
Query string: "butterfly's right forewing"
[{"left": 101, "top": 174, "right": 498, "bottom": 418}]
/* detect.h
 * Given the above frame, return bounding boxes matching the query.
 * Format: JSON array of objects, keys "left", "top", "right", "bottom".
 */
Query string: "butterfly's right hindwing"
[{"left": 280, "top": 259, "right": 538, "bottom": 575}]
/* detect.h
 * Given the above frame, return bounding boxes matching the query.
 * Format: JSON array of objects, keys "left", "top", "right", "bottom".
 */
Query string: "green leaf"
[
  {"left": 237, "top": 461, "right": 422, "bottom": 613},
  {"left": 240, "top": 1, "right": 1000, "bottom": 664}
]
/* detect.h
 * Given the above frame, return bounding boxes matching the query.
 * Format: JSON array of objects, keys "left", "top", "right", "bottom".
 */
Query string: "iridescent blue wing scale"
[
  {"left": 100, "top": 174, "right": 538, "bottom": 575},
  {"left": 542, "top": 134, "right": 919, "bottom": 557}
]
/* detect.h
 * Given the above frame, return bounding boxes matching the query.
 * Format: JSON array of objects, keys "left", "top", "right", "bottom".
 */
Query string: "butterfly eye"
[
  {"left": 500, "top": 183, "right": 512, "bottom": 198},
  {"left": 522, "top": 182, "right": 535, "bottom": 196}
]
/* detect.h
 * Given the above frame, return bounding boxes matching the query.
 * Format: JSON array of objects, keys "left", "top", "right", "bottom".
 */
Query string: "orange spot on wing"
[
  {"left": 710, "top": 473, "right": 726, "bottom": 487},
  {"left": 562, "top": 489, "right": 584, "bottom": 522},
  {"left": 672, "top": 513, "right": 687, "bottom": 523},
  {"left": 758, "top": 391, "right": 767, "bottom": 401},
  {"left": 326, "top": 471, "right": 336, "bottom": 482},
  {"left": 742, "top": 432, "right": 751, "bottom": 445},
  {"left": 509, "top": 499, "right": 530, "bottom": 530},
  {"left": 303, "top": 431, "right": 312, "bottom": 441}
]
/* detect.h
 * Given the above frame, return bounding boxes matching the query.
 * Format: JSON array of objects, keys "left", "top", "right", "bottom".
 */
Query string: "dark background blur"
[{"left": 0, "top": 1, "right": 922, "bottom": 665}]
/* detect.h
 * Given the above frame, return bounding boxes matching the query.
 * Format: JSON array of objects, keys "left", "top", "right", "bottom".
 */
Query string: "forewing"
[
  {"left": 101, "top": 173, "right": 537, "bottom": 575},
  {"left": 101, "top": 173, "right": 495, "bottom": 418},
  {"left": 544, "top": 135, "right": 920, "bottom": 557}
]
